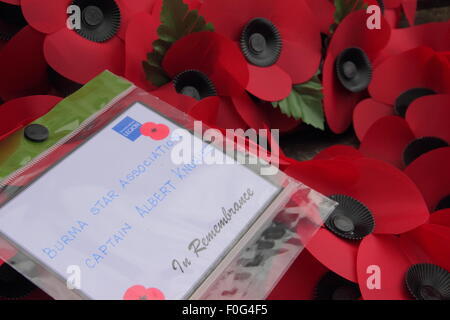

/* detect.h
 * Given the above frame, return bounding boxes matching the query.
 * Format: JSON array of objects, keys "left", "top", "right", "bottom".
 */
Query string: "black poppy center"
[
  {"left": 405, "top": 263, "right": 450, "bottom": 300},
  {"left": 83, "top": 6, "right": 104, "bottom": 26},
  {"left": 240, "top": 17, "right": 282, "bottom": 67},
  {"left": 342, "top": 61, "right": 357, "bottom": 79},
  {"left": 0, "top": 2, "right": 27, "bottom": 41},
  {"left": 394, "top": 88, "right": 436, "bottom": 118},
  {"left": 419, "top": 285, "right": 443, "bottom": 300},
  {"left": 173, "top": 70, "right": 217, "bottom": 101},
  {"left": 326, "top": 194, "right": 375, "bottom": 240},
  {"left": 315, "top": 272, "right": 361, "bottom": 300},
  {"left": 335, "top": 47, "right": 372, "bottom": 93},
  {"left": 435, "top": 195, "right": 450, "bottom": 211},
  {"left": 403, "top": 137, "right": 449, "bottom": 167},
  {"left": 71, "top": 0, "right": 121, "bottom": 43}
]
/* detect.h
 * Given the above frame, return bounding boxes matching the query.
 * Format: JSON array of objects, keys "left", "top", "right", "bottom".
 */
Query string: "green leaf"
[
  {"left": 143, "top": 0, "right": 215, "bottom": 87},
  {"left": 272, "top": 74, "right": 325, "bottom": 130},
  {"left": 331, "top": 0, "right": 368, "bottom": 33},
  {"left": 143, "top": 61, "right": 170, "bottom": 87}
]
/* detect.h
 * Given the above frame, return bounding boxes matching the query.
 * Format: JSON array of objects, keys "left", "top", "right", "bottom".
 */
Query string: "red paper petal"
[
  {"left": 0, "top": 96, "right": 63, "bottom": 141},
  {"left": 246, "top": 64, "right": 292, "bottom": 102},
  {"left": 162, "top": 31, "right": 248, "bottom": 96},
  {"left": 306, "top": 228, "right": 359, "bottom": 282},
  {"left": 199, "top": 0, "right": 274, "bottom": 41},
  {"left": 125, "top": 12, "right": 159, "bottom": 92},
  {"left": 0, "top": 26, "right": 49, "bottom": 101},
  {"left": 383, "top": 8, "right": 401, "bottom": 28},
  {"left": 401, "top": 0, "right": 417, "bottom": 27},
  {"left": 188, "top": 96, "right": 221, "bottom": 126},
  {"left": 277, "top": 37, "right": 321, "bottom": 85},
  {"left": 230, "top": 92, "right": 268, "bottom": 130},
  {"left": 369, "top": 47, "right": 450, "bottom": 105},
  {"left": 268, "top": 250, "right": 328, "bottom": 300},
  {"left": 360, "top": 116, "right": 415, "bottom": 169},
  {"left": 44, "top": 28, "right": 125, "bottom": 84},
  {"left": 357, "top": 234, "right": 415, "bottom": 300},
  {"left": 405, "top": 147, "right": 450, "bottom": 212},
  {"left": 305, "top": 0, "right": 335, "bottom": 35},
  {"left": 385, "top": 0, "right": 402, "bottom": 7},
  {"left": 407, "top": 223, "right": 450, "bottom": 271},
  {"left": 0, "top": 0, "right": 21, "bottom": 4},
  {"left": 271, "top": 0, "right": 322, "bottom": 84},
  {"left": 116, "top": 0, "right": 155, "bottom": 39},
  {"left": 323, "top": 52, "right": 366, "bottom": 133},
  {"left": 429, "top": 209, "right": 450, "bottom": 229},
  {"left": 21, "top": 0, "right": 70, "bottom": 34},
  {"left": 353, "top": 99, "right": 394, "bottom": 141},
  {"left": 380, "top": 21, "right": 450, "bottom": 62},
  {"left": 257, "top": 101, "right": 300, "bottom": 134},
  {"left": 215, "top": 96, "right": 249, "bottom": 130},
  {"left": 406, "top": 94, "right": 450, "bottom": 143},
  {"left": 327, "top": 10, "right": 391, "bottom": 59},
  {"left": 314, "top": 145, "right": 364, "bottom": 161}
]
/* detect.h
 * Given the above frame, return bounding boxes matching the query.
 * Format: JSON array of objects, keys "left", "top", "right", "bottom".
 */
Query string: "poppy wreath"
[
  {"left": 0, "top": 0, "right": 449, "bottom": 301},
  {"left": 20, "top": 0, "right": 156, "bottom": 84}
]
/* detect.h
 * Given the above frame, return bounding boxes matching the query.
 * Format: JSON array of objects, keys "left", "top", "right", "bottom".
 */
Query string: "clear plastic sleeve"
[{"left": 0, "top": 71, "right": 336, "bottom": 300}]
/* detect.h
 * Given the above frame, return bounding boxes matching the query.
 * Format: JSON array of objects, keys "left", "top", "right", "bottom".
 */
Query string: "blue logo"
[{"left": 113, "top": 116, "right": 142, "bottom": 141}]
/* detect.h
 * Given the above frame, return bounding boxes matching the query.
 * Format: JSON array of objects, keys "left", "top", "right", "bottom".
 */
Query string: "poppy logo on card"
[
  {"left": 123, "top": 285, "right": 165, "bottom": 300},
  {"left": 113, "top": 117, "right": 170, "bottom": 142}
]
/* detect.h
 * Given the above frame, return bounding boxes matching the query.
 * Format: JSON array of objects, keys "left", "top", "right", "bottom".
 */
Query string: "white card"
[{"left": 0, "top": 103, "right": 281, "bottom": 300}]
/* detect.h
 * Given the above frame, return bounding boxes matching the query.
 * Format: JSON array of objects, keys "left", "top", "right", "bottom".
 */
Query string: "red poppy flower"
[
  {"left": 268, "top": 249, "right": 362, "bottom": 300},
  {"left": 357, "top": 223, "right": 450, "bottom": 300},
  {"left": 0, "top": 95, "right": 63, "bottom": 141},
  {"left": 358, "top": 95, "right": 450, "bottom": 169},
  {"left": 285, "top": 148, "right": 429, "bottom": 282},
  {"left": 404, "top": 147, "right": 450, "bottom": 213},
  {"left": 200, "top": 0, "right": 322, "bottom": 102},
  {"left": 355, "top": 47, "right": 450, "bottom": 141},
  {"left": 125, "top": 10, "right": 273, "bottom": 132},
  {"left": 21, "top": 0, "right": 155, "bottom": 84},
  {"left": 323, "top": 10, "right": 391, "bottom": 134}
]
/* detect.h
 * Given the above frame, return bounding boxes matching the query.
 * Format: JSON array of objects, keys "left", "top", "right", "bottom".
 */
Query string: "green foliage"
[
  {"left": 271, "top": 74, "right": 325, "bottom": 130},
  {"left": 143, "top": 0, "right": 214, "bottom": 87}
]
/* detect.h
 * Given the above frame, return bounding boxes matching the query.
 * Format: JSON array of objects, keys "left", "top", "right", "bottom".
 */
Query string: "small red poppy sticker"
[
  {"left": 140, "top": 122, "right": 170, "bottom": 141},
  {"left": 123, "top": 285, "right": 165, "bottom": 300}
]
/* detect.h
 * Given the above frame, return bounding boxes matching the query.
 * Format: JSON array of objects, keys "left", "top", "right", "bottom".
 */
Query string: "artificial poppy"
[
  {"left": 404, "top": 147, "right": 450, "bottom": 213},
  {"left": 354, "top": 47, "right": 450, "bottom": 142},
  {"left": 200, "top": 0, "right": 322, "bottom": 102},
  {"left": 21, "top": 0, "right": 156, "bottom": 84},
  {"left": 126, "top": 16, "right": 268, "bottom": 131},
  {"left": 357, "top": 223, "right": 450, "bottom": 300},
  {"left": 285, "top": 147, "right": 429, "bottom": 282},
  {"left": 268, "top": 249, "right": 362, "bottom": 300},
  {"left": 322, "top": 10, "right": 391, "bottom": 134},
  {"left": 358, "top": 94, "right": 450, "bottom": 169}
]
